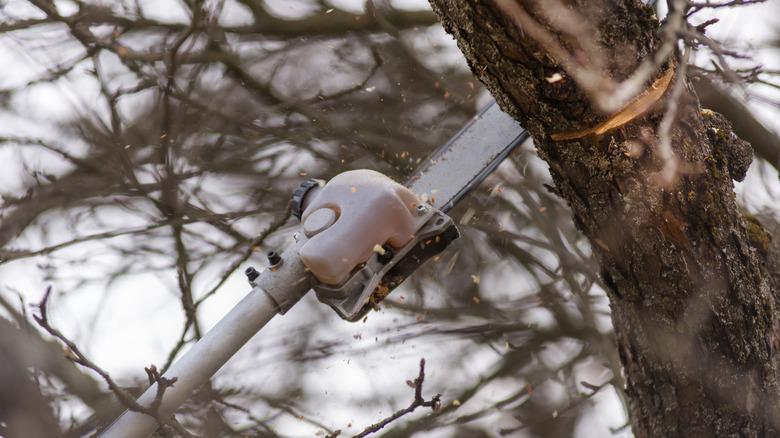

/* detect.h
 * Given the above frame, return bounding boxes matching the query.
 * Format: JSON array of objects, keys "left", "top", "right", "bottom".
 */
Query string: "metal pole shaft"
[{"left": 99, "top": 240, "right": 314, "bottom": 438}]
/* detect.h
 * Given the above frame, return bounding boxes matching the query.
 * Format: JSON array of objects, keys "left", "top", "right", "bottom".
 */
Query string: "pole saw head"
[
  {"left": 286, "top": 169, "right": 459, "bottom": 321},
  {"left": 249, "top": 102, "right": 528, "bottom": 321}
]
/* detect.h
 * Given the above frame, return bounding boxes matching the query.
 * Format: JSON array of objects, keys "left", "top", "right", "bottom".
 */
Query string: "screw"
[
  {"left": 416, "top": 204, "right": 429, "bottom": 216},
  {"left": 245, "top": 267, "right": 260, "bottom": 282},
  {"left": 267, "top": 250, "right": 282, "bottom": 266}
]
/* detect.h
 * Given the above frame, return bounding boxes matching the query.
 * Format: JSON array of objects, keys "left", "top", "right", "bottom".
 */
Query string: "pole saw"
[{"left": 99, "top": 101, "right": 529, "bottom": 438}]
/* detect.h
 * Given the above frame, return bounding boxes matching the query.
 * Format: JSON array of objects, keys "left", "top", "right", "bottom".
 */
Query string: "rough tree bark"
[{"left": 427, "top": 0, "right": 780, "bottom": 436}]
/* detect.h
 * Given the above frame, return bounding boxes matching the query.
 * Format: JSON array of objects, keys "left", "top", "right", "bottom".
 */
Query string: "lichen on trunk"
[{"left": 427, "top": 0, "right": 780, "bottom": 435}]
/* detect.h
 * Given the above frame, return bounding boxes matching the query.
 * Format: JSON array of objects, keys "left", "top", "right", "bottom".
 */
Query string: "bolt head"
[
  {"left": 416, "top": 204, "right": 429, "bottom": 216},
  {"left": 267, "top": 250, "right": 282, "bottom": 266},
  {"left": 245, "top": 267, "right": 260, "bottom": 281}
]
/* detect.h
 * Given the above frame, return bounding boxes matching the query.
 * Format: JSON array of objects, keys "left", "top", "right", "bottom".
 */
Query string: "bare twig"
[
  {"left": 144, "top": 365, "right": 178, "bottom": 416},
  {"left": 32, "top": 286, "right": 196, "bottom": 437},
  {"left": 689, "top": 0, "right": 766, "bottom": 13},
  {"left": 34, "top": 287, "right": 138, "bottom": 409},
  {"left": 342, "top": 358, "right": 441, "bottom": 438}
]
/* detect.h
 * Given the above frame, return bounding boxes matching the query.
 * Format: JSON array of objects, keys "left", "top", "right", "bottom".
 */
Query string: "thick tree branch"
[
  {"left": 427, "top": 0, "right": 780, "bottom": 436},
  {"left": 694, "top": 75, "right": 780, "bottom": 171}
]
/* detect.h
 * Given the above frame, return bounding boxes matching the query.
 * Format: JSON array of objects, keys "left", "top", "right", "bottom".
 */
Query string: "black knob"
[
  {"left": 245, "top": 267, "right": 260, "bottom": 281},
  {"left": 291, "top": 179, "right": 324, "bottom": 221},
  {"left": 267, "top": 250, "right": 282, "bottom": 265}
]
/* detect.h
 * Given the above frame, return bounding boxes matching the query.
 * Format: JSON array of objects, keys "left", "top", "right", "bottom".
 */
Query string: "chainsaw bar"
[{"left": 407, "top": 101, "right": 530, "bottom": 212}]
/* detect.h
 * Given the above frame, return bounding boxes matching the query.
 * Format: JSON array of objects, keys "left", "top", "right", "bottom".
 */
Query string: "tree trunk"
[{"left": 427, "top": 0, "right": 780, "bottom": 436}]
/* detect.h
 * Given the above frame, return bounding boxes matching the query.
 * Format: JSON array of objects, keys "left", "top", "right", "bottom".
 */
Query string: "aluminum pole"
[{"left": 99, "top": 238, "right": 315, "bottom": 438}]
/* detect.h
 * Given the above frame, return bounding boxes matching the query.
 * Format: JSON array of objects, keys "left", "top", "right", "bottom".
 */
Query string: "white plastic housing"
[{"left": 299, "top": 170, "right": 431, "bottom": 285}]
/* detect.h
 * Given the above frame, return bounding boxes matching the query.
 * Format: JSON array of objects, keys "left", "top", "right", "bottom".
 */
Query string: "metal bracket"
[
  {"left": 255, "top": 237, "right": 314, "bottom": 314},
  {"left": 313, "top": 210, "right": 457, "bottom": 321}
]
